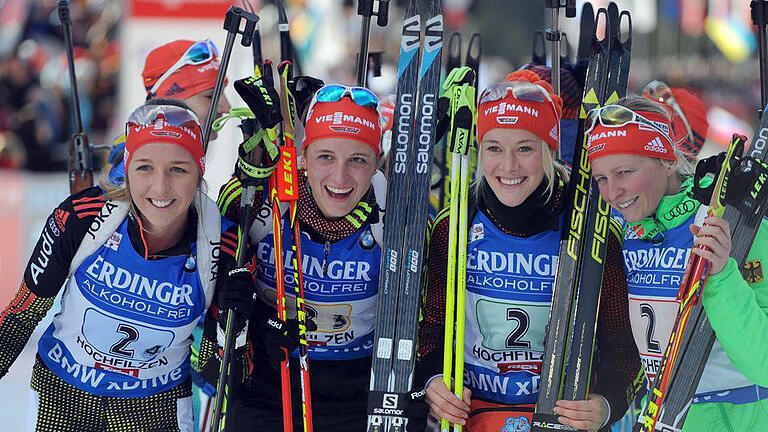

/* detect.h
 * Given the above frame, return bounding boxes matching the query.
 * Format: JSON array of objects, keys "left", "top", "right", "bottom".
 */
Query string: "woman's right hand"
[{"left": 425, "top": 376, "right": 472, "bottom": 425}]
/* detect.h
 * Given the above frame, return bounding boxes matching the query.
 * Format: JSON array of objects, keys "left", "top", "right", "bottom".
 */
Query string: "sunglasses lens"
[
  {"left": 512, "top": 86, "right": 546, "bottom": 103},
  {"left": 479, "top": 82, "right": 508, "bottom": 104},
  {"left": 350, "top": 88, "right": 379, "bottom": 108},
  {"left": 315, "top": 84, "right": 347, "bottom": 103},
  {"left": 128, "top": 105, "right": 200, "bottom": 129},
  {"left": 186, "top": 42, "right": 214, "bottom": 64},
  {"left": 600, "top": 105, "right": 634, "bottom": 126}
]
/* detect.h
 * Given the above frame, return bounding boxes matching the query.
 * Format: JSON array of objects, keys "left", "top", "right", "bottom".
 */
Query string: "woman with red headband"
[
  {"left": 415, "top": 71, "right": 641, "bottom": 431},
  {"left": 108, "top": 39, "right": 232, "bottom": 184},
  {"left": 0, "top": 100, "right": 254, "bottom": 431},
  {"left": 587, "top": 95, "right": 768, "bottom": 431},
  {"left": 204, "top": 84, "right": 390, "bottom": 431}
]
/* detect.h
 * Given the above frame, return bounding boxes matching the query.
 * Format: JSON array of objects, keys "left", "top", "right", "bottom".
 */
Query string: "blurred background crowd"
[{"left": 0, "top": 0, "right": 761, "bottom": 173}]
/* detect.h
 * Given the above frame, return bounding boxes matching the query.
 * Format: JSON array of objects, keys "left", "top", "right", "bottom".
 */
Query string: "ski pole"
[
  {"left": 241, "top": 0, "right": 264, "bottom": 74},
  {"left": 58, "top": 0, "right": 93, "bottom": 194},
  {"left": 545, "top": 0, "right": 576, "bottom": 95},
  {"left": 275, "top": 0, "right": 304, "bottom": 76},
  {"left": 277, "top": 60, "right": 314, "bottom": 432},
  {"left": 355, "top": 0, "right": 390, "bottom": 86},
  {"left": 202, "top": 7, "right": 259, "bottom": 152},
  {"left": 752, "top": 0, "right": 768, "bottom": 117},
  {"left": 440, "top": 67, "right": 476, "bottom": 432}
]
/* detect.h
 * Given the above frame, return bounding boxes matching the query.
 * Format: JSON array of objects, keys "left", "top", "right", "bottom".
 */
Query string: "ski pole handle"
[{"left": 202, "top": 6, "right": 260, "bottom": 151}]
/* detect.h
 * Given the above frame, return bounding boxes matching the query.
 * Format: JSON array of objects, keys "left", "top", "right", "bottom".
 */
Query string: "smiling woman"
[
  {"left": 0, "top": 99, "right": 250, "bottom": 432},
  {"left": 205, "top": 83, "right": 390, "bottom": 432},
  {"left": 416, "top": 70, "right": 642, "bottom": 432},
  {"left": 587, "top": 95, "right": 768, "bottom": 431}
]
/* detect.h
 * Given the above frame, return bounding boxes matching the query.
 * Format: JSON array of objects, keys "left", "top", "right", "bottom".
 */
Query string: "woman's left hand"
[
  {"left": 553, "top": 393, "right": 609, "bottom": 432},
  {"left": 690, "top": 216, "right": 731, "bottom": 275}
]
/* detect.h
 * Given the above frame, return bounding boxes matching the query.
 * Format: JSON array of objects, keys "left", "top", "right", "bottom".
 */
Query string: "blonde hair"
[
  {"left": 613, "top": 95, "right": 694, "bottom": 179},
  {"left": 473, "top": 138, "right": 568, "bottom": 204}
]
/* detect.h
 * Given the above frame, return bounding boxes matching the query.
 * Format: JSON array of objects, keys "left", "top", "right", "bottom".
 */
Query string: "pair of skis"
[
  {"left": 636, "top": 116, "right": 768, "bottom": 431},
  {"left": 366, "top": 1, "right": 444, "bottom": 431},
  {"left": 533, "top": 3, "right": 632, "bottom": 431}
]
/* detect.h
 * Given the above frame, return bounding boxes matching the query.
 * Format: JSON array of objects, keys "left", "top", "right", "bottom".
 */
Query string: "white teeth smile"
[
  {"left": 499, "top": 177, "right": 524, "bottom": 186},
  {"left": 326, "top": 186, "right": 353, "bottom": 194},
  {"left": 616, "top": 197, "right": 637, "bottom": 209},
  {"left": 151, "top": 199, "right": 172, "bottom": 208}
]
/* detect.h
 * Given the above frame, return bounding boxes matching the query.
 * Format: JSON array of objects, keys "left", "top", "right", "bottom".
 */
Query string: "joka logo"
[
  {"left": 496, "top": 116, "right": 519, "bottom": 125},
  {"left": 383, "top": 393, "right": 399, "bottom": 409},
  {"left": 742, "top": 259, "right": 764, "bottom": 283},
  {"left": 644, "top": 137, "right": 668, "bottom": 154},
  {"left": 54, "top": 209, "right": 70, "bottom": 232}
]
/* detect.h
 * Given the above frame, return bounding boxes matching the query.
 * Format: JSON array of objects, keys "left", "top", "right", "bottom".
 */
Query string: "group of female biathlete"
[{"left": 0, "top": 36, "right": 766, "bottom": 432}]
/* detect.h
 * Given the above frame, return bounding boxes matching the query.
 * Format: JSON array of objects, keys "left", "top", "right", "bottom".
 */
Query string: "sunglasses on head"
[
  {"left": 126, "top": 104, "right": 202, "bottom": 136},
  {"left": 148, "top": 39, "right": 218, "bottom": 97},
  {"left": 642, "top": 80, "right": 694, "bottom": 144},
  {"left": 479, "top": 80, "right": 554, "bottom": 105},
  {"left": 306, "top": 84, "right": 382, "bottom": 124},
  {"left": 585, "top": 104, "right": 675, "bottom": 146}
]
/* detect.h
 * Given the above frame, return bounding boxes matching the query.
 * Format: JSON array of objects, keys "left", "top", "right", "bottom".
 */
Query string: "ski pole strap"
[
  {"left": 238, "top": 134, "right": 279, "bottom": 181},
  {"left": 444, "top": 67, "right": 477, "bottom": 156},
  {"left": 436, "top": 66, "right": 475, "bottom": 145},
  {"left": 709, "top": 134, "right": 747, "bottom": 217},
  {"left": 212, "top": 107, "right": 256, "bottom": 131}
]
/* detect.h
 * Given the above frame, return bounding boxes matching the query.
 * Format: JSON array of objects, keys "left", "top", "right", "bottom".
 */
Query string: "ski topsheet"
[
  {"left": 637, "top": 108, "right": 768, "bottom": 432},
  {"left": 533, "top": 4, "right": 631, "bottom": 431},
  {"left": 367, "top": 1, "right": 443, "bottom": 432}
]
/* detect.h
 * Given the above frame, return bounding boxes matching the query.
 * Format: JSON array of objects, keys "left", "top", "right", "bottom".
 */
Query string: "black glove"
[
  {"left": 234, "top": 76, "right": 282, "bottom": 129},
  {"left": 726, "top": 155, "right": 768, "bottom": 214},
  {"left": 257, "top": 300, "right": 317, "bottom": 372},
  {"left": 405, "top": 388, "right": 429, "bottom": 432},
  {"left": 292, "top": 75, "right": 325, "bottom": 124},
  {"left": 218, "top": 267, "right": 257, "bottom": 332}
]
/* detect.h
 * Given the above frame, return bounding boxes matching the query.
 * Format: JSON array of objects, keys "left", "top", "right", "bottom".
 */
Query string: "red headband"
[
  {"left": 142, "top": 40, "right": 223, "bottom": 100},
  {"left": 125, "top": 114, "right": 205, "bottom": 175},
  {"left": 587, "top": 110, "right": 677, "bottom": 163},
  {"left": 477, "top": 70, "right": 563, "bottom": 151},
  {"left": 302, "top": 97, "right": 382, "bottom": 156}
]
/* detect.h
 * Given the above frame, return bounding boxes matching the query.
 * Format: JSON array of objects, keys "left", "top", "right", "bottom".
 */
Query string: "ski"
[
  {"left": 367, "top": 1, "right": 443, "bottom": 431},
  {"left": 367, "top": 0, "right": 422, "bottom": 430},
  {"left": 563, "top": 3, "right": 631, "bottom": 402},
  {"left": 532, "top": 4, "right": 631, "bottom": 430},
  {"left": 637, "top": 110, "right": 768, "bottom": 432}
]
